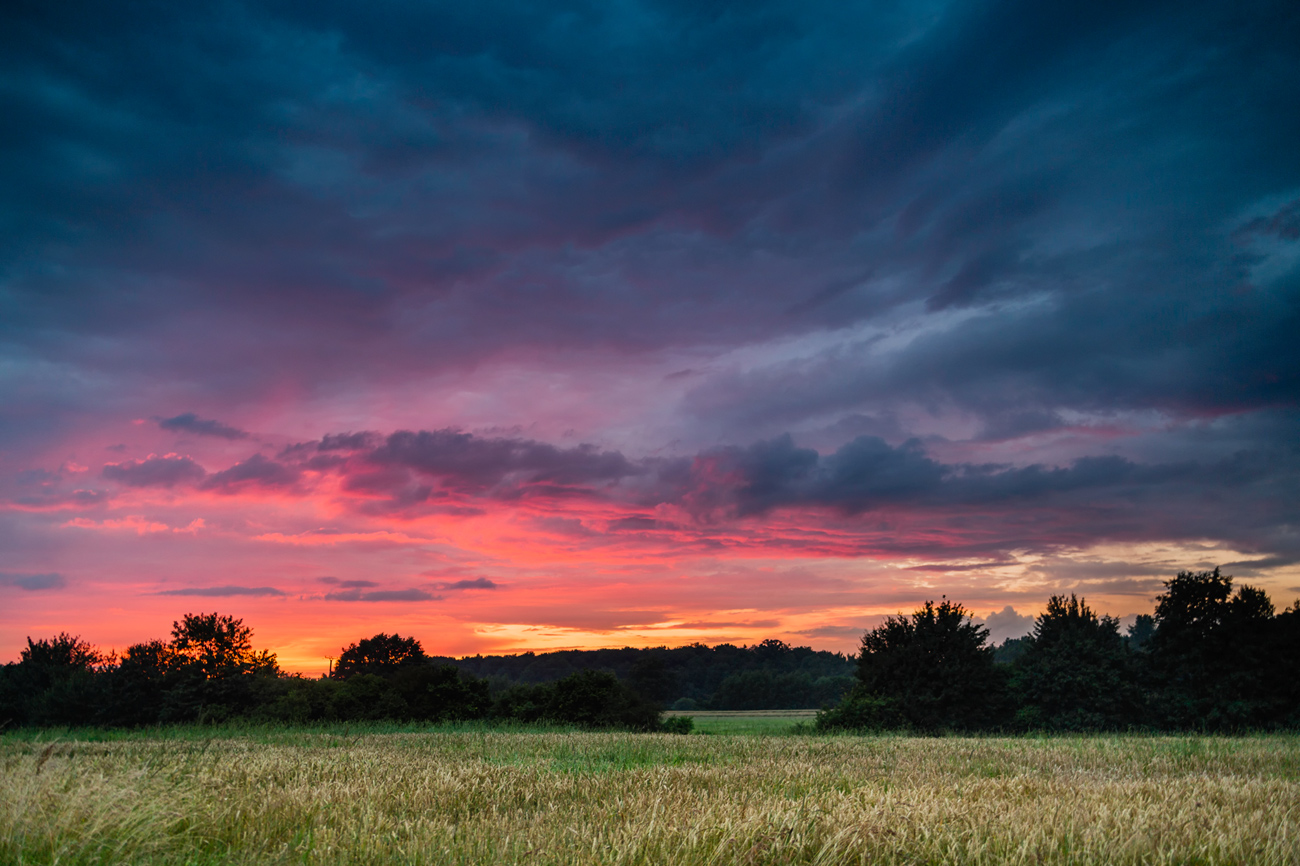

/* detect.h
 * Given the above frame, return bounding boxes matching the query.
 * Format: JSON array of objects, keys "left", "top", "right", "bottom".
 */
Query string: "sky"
[{"left": 2, "top": 0, "right": 1298, "bottom": 673}]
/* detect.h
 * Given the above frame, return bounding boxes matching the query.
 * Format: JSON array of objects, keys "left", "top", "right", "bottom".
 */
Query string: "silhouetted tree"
[
  {"left": 993, "top": 636, "right": 1032, "bottom": 665},
  {"left": 1149, "top": 569, "right": 1276, "bottom": 728},
  {"left": 1010, "top": 594, "right": 1140, "bottom": 730},
  {"left": 1267, "top": 601, "right": 1300, "bottom": 726},
  {"left": 103, "top": 639, "right": 178, "bottom": 726},
  {"left": 0, "top": 633, "right": 108, "bottom": 726},
  {"left": 20, "top": 633, "right": 104, "bottom": 673},
  {"left": 170, "top": 613, "right": 277, "bottom": 679},
  {"left": 820, "top": 599, "right": 1007, "bottom": 731},
  {"left": 163, "top": 613, "right": 278, "bottom": 722},
  {"left": 333, "top": 633, "right": 426, "bottom": 679},
  {"left": 710, "top": 670, "right": 852, "bottom": 710},
  {"left": 543, "top": 670, "right": 662, "bottom": 729}
]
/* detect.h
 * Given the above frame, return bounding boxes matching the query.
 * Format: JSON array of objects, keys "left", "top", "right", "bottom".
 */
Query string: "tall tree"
[
  {"left": 170, "top": 613, "right": 277, "bottom": 679},
  {"left": 1149, "top": 569, "right": 1275, "bottom": 728},
  {"left": 1011, "top": 595, "right": 1140, "bottom": 730},
  {"left": 333, "top": 633, "right": 427, "bottom": 679},
  {"left": 0, "top": 633, "right": 108, "bottom": 726},
  {"left": 19, "top": 633, "right": 104, "bottom": 670},
  {"left": 104, "top": 639, "right": 178, "bottom": 726},
  {"left": 161, "top": 613, "right": 277, "bottom": 723},
  {"left": 824, "top": 599, "right": 1007, "bottom": 731}
]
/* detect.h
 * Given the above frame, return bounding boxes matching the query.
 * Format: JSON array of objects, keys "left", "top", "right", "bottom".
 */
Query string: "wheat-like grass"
[{"left": 2, "top": 731, "right": 1297, "bottom": 865}]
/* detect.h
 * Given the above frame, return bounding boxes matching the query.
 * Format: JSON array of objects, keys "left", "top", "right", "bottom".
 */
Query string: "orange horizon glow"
[{"left": 6, "top": 407, "right": 1298, "bottom": 675}]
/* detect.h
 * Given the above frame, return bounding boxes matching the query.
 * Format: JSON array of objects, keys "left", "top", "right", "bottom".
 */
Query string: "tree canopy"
[
  {"left": 170, "top": 612, "right": 278, "bottom": 680},
  {"left": 333, "top": 633, "right": 427, "bottom": 678},
  {"left": 822, "top": 598, "right": 1007, "bottom": 731},
  {"left": 1010, "top": 594, "right": 1139, "bottom": 730}
]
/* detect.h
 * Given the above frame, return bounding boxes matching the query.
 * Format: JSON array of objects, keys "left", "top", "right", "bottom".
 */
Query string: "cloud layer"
[{"left": 2, "top": 0, "right": 1298, "bottom": 667}]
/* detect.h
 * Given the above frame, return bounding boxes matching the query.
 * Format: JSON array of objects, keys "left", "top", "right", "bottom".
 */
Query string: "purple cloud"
[
  {"left": 103, "top": 456, "right": 206, "bottom": 488},
  {"left": 200, "top": 455, "right": 300, "bottom": 492}
]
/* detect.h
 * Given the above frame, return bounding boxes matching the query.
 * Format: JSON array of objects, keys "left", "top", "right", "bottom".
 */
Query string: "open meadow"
[{"left": 2, "top": 725, "right": 1298, "bottom": 866}]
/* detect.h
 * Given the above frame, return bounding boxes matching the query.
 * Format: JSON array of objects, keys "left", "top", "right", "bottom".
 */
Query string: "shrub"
[{"left": 661, "top": 715, "right": 694, "bottom": 734}]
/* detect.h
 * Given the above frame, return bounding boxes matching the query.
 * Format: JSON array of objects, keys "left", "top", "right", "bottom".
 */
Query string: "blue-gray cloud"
[
  {"left": 324, "top": 588, "right": 440, "bottom": 602},
  {"left": 264, "top": 426, "right": 1300, "bottom": 563},
  {"left": 435, "top": 577, "right": 498, "bottom": 591},
  {"left": 158, "top": 413, "right": 249, "bottom": 440},
  {"left": 976, "top": 606, "right": 1035, "bottom": 645},
  {"left": 0, "top": 572, "right": 68, "bottom": 591},
  {"left": 318, "top": 576, "right": 379, "bottom": 588},
  {"left": 4, "top": 0, "right": 1295, "bottom": 391}
]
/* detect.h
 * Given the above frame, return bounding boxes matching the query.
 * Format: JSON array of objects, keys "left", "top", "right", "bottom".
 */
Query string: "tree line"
[
  {"left": 0, "top": 622, "right": 855, "bottom": 730},
  {"left": 3, "top": 568, "right": 1297, "bottom": 732},
  {"left": 432, "top": 640, "right": 855, "bottom": 711},
  {"left": 0, "top": 615, "right": 671, "bottom": 731},
  {"left": 818, "top": 569, "right": 1300, "bottom": 732}
]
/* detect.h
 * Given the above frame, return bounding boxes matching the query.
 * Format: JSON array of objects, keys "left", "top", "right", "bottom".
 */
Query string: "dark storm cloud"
[
  {"left": 157, "top": 585, "right": 285, "bottom": 597},
  {"left": 5, "top": 0, "right": 1293, "bottom": 388},
  {"left": 673, "top": 435, "right": 1298, "bottom": 536},
  {"left": 675, "top": 435, "right": 1168, "bottom": 516},
  {"left": 2, "top": 0, "right": 1298, "bottom": 564},
  {"left": 158, "top": 413, "right": 249, "bottom": 440},
  {"left": 1236, "top": 200, "right": 1300, "bottom": 242},
  {"left": 706, "top": 435, "right": 1299, "bottom": 560},
  {"left": 102, "top": 455, "right": 206, "bottom": 488},
  {"left": 0, "top": 572, "right": 68, "bottom": 591},
  {"left": 362, "top": 429, "right": 638, "bottom": 495}
]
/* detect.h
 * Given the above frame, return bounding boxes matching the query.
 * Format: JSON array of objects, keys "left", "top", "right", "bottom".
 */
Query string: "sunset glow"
[{"left": 3, "top": 0, "right": 1298, "bottom": 673}]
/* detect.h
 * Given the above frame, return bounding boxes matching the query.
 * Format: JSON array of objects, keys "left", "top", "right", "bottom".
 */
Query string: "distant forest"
[
  {"left": 2, "top": 569, "right": 1297, "bottom": 732},
  {"left": 430, "top": 641, "right": 855, "bottom": 711}
]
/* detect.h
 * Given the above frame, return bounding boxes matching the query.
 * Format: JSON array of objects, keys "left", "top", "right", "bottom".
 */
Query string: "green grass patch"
[{"left": 665, "top": 709, "right": 818, "bottom": 735}]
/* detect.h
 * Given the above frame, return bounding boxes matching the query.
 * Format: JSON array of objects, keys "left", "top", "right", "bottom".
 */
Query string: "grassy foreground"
[{"left": 2, "top": 728, "right": 1298, "bottom": 865}]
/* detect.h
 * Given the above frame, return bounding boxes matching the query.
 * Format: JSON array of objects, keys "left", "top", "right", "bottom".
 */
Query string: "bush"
[
  {"left": 815, "top": 694, "right": 904, "bottom": 732},
  {"left": 544, "top": 670, "right": 662, "bottom": 730},
  {"left": 661, "top": 715, "right": 694, "bottom": 734},
  {"left": 389, "top": 664, "right": 490, "bottom": 721}
]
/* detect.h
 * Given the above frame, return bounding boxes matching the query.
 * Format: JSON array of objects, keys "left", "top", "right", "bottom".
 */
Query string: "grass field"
[
  {"left": 2, "top": 725, "right": 1298, "bottom": 865},
  {"left": 666, "top": 709, "right": 819, "bottom": 735}
]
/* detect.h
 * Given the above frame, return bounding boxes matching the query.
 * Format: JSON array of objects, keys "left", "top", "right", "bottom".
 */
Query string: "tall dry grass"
[{"left": 2, "top": 730, "right": 1297, "bottom": 865}]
